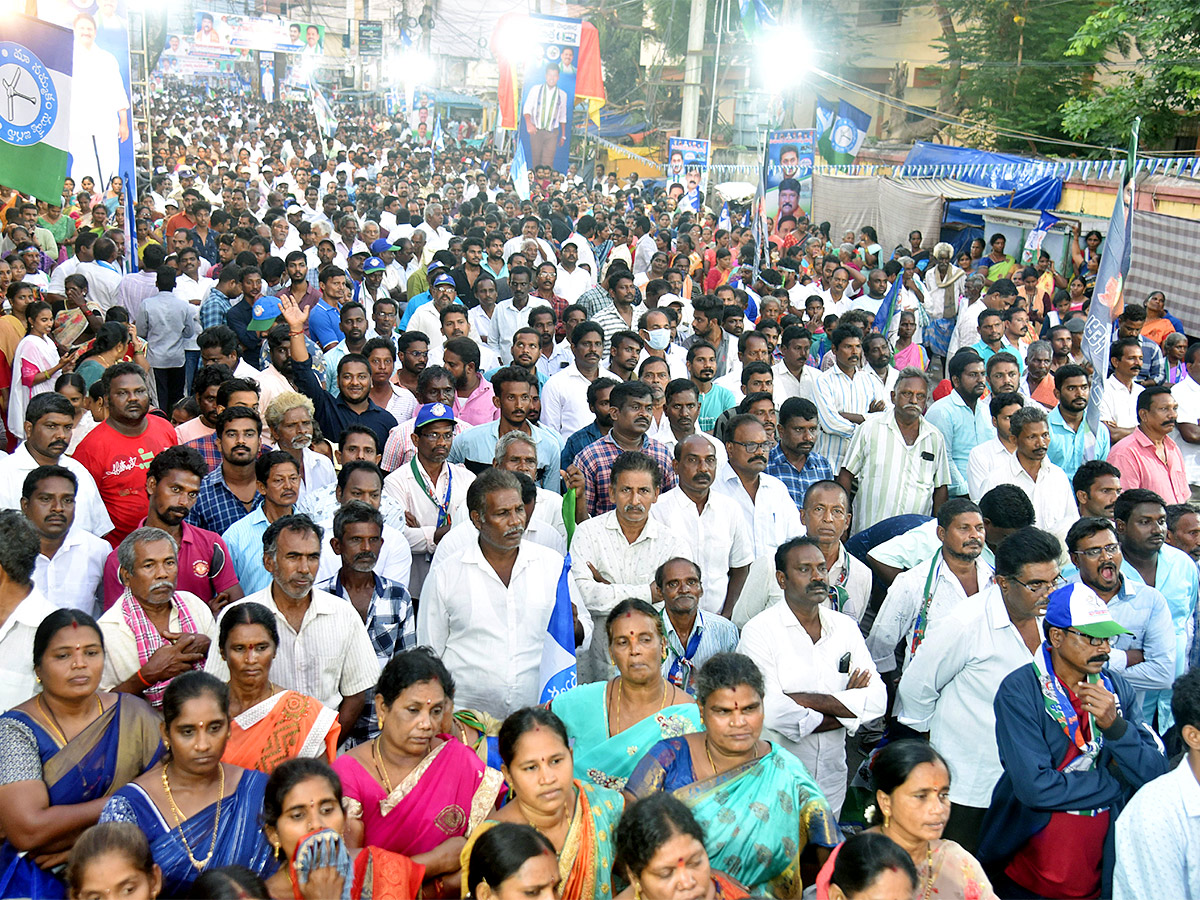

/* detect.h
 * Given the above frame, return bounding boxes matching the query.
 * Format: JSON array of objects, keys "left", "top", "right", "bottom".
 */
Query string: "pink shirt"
[
  {"left": 101, "top": 519, "right": 239, "bottom": 611},
  {"left": 453, "top": 377, "right": 500, "bottom": 427},
  {"left": 1107, "top": 428, "right": 1190, "bottom": 504}
]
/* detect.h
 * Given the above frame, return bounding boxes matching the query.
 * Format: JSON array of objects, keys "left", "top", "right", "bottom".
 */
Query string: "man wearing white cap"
[{"left": 978, "top": 581, "right": 1168, "bottom": 899}]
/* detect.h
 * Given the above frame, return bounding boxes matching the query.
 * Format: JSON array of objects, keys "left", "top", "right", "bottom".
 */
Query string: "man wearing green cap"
[{"left": 979, "top": 580, "right": 1168, "bottom": 898}]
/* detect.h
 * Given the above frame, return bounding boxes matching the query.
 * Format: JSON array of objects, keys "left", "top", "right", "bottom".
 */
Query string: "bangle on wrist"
[{"left": 136, "top": 668, "right": 152, "bottom": 687}]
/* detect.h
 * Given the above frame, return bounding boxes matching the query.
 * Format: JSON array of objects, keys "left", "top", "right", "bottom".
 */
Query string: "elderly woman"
[
  {"left": 625, "top": 653, "right": 841, "bottom": 898},
  {"left": 1165, "top": 331, "right": 1188, "bottom": 384},
  {"left": 264, "top": 391, "right": 335, "bottom": 501},
  {"left": 0, "top": 610, "right": 163, "bottom": 898},
  {"left": 551, "top": 598, "right": 701, "bottom": 790}
]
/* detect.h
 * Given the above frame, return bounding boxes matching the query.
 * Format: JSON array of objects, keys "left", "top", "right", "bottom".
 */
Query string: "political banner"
[
  {"left": 358, "top": 20, "right": 383, "bottom": 58},
  {"left": 764, "top": 128, "right": 815, "bottom": 220},
  {"left": 516, "top": 14, "right": 580, "bottom": 175},
  {"left": 38, "top": 0, "right": 134, "bottom": 241},
  {"left": 260, "top": 53, "right": 275, "bottom": 103},
  {"left": 192, "top": 11, "right": 325, "bottom": 56},
  {"left": 667, "top": 136, "right": 709, "bottom": 213},
  {"left": 817, "top": 98, "right": 870, "bottom": 165},
  {"left": 0, "top": 14, "right": 73, "bottom": 204}
]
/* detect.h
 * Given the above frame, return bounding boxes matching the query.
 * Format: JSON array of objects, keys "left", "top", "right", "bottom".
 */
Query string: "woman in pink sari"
[
  {"left": 8, "top": 300, "right": 76, "bottom": 437},
  {"left": 333, "top": 649, "right": 503, "bottom": 899},
  {"left": 891, "top": 309, "right": 928, "bottom": 372}
]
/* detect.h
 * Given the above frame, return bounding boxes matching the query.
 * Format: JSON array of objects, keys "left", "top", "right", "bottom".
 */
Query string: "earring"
[
  {"left": 633, "top": 882, "right": 644, "bottom": 900},
  {"left": 883, "top": 812, "right": 890, "bottom": 828}
]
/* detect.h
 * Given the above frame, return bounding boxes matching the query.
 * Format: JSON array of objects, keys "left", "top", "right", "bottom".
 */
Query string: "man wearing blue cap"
[
  {"left": 979, "top": 581, "right": 1168, "bottom": 898},
  {"left": 407, "top": 273, "right": 460, "bottom": 343},
  {"left": 360, "top": 255, "right": 388, "bottom": 320},
  {"left": 382, "top": 401, "right": 474, "bottom": 599}
]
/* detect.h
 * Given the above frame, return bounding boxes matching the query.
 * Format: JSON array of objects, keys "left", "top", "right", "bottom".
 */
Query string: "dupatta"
[
  {"left": 7, "top": 332, "right": 59, "bottom": 436},
  {"left": 626, "top": 738, "right": 841, "bottom": 899},
  {"left": 223, "top": 690, "right": 340, "bottom": 773},
  {"left": 0, "top": 695, "right": 162, "bottom": 898},
  {"left": 551, "top": 681, "right": 702, "bottom": 790},
  {"left": 458, "top": 781, "right": 624, "bottom": 900},
  {"left": 334, "top": 738, "right": 503, "bottom": 857}
]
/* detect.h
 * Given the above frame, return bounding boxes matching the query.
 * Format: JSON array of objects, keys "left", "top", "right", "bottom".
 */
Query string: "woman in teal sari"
[
  {"left": 100, "top": 672, "right": 275, "bottom": 897},
  {"left": 625, "top": 653, "right": 841, "bottom": 899},
  {"left": 551, "top": 599, "right": 702, "bottom": 791},
  {"left": 0, "top": 609, "right": 163, "bottom": 899}
]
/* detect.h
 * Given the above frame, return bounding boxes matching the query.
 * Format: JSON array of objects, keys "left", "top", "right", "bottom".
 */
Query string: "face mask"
[{"left": 646, "top": 327, "right": 672, "bottom": 351}]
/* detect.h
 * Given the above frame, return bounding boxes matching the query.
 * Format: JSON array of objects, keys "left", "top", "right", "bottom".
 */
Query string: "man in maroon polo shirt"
[{"left": 101, "top": 445, "right": 244, "bottom": 614}]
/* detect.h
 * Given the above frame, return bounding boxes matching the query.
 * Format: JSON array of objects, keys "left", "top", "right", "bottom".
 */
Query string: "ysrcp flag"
[
  {"left": 1022, "top": 211, "right": 1059, "bottom": 265},
  {"left": 815, "top": 96, "right": 836, "bottom": 139},
  {"left": 0, "top": 15, "right": 73, "bottom": 204},
  {"left": 539, "top": 489, "right": 580, "bottom": 703},
  {"left": 510, "top": 132, "right": 531, "bottom": 201},
  {"left": 818, "top": 99, "right": 870, "bottom": 166},
  {"left": 718, "top": 202, "right": 731, "bottom": 231}
]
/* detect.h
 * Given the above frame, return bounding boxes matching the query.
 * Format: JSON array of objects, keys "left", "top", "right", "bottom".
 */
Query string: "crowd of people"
[{"left": 0, "top": 87, "right": 1196, "bottom": 900}]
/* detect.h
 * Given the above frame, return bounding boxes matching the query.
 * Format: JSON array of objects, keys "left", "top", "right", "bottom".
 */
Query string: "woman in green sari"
[
  {"left": 625, "top": 653, "right": 841, "bottom": 899},
  {"left": 551, "top": 599, "right": 702, "bottom": 791}
]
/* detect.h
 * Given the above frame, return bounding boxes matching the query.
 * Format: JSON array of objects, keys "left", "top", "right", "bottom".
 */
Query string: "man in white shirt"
[
  {"left": 570, "top": 451, "right": 687, "bottom": 682},
  {"left": 206, "top": 514, "right": 379, "bottom": 733},
  {"left": 522, "top": 64, "right": 569, "bottom": 169},
  {"left": 978, "top": 405, "right": 1075, "bottom": 542},
  {"left": 712, "top": 415, "right": 802, "bottom": 558},
  {"left": 897, "top": 525, "right": 1058, "bottom": 853},
  {"left": 774, "top": 324, "right": 819, "bottom": 406},
  {"left": 653, "top": 434, "right": 753, "bottom": 617},
  {"left": 541, "top": 322, "right": 618, "bottom": 438},
  {"left": 555, "top": 242, "right": 594, "bottom": 304},
  {"left": 0, "top": 511, "right": 60, "bottom": 711},
  {"left": 813, "top": 325, "right": 886, "bottom": 470},
  {"left": 419, "top": 469, "right": 592, "bottom": 719},
  {"left": 738, "top": 536, "right": 886, "bottom": 816},
  {"left": 1100, "top": 336, "right": 1145, "bottom": 445},
  {"left": 22, "top": 464, "right": 108, "bottom": 614},
  {"left": 415, "top": 203, "right": 452, "bottom": 254},
  {"left": 868, "top": 497, "right": 993, "bottom": 678},
  {"left": 490, "top": 266, "right": 550, "bottom": 364},
  {"left": 0, "top": 393, "right": 113, "bottom": 538},
  {"left": 76, "top": 237, "right": 123, "bottom": 311},
  {"left": 967, "top": 392, "right": 1023, "bottom": 501}
]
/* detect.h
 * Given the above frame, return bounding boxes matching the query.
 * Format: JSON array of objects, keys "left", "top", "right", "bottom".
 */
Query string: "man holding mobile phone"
[{"left": 737, "top": 535, "right": 886, "bottom": 816}]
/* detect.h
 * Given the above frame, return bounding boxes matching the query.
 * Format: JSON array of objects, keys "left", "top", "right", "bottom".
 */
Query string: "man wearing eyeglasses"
[
  {"left": 1063, "top": 517, "right": 1175, "bottom": 721},
  {"left": 713, "top": 414, "right": 802, "bottom": 559},
  {"left": 897, "top": 526, "right": 1062, "bottom": 854},
  {"left": 977, "top": 582, "right": 1167, "bottom": 900}
]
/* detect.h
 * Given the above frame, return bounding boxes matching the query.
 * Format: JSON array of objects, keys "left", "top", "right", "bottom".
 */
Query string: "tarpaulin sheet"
[
  {"left": 580, "top": 111, "right": 649, "bottom": 138},
  {"left": 811, "top": 174, "right": 944, "bottom": 258},
  {"left": 904, "top": 143, "right": 1062, "bottom": 226},
  {"left": 1126, "top": 210, "right": 1200, "bottom": 336}
]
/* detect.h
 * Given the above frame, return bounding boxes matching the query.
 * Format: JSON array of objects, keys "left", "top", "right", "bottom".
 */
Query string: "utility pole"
[{"left": 680, "top": 0, "right": 706, "bottom": 138}]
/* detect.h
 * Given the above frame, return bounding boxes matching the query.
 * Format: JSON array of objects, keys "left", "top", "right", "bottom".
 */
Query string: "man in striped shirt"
[
  {"left": 814, "top": 324, "right": 885, "bottom": 470},
  {"left": 522, "top": 63, "right": 568, "bottom": 169},
  {"left": 838, "top": 367, "right": 952, "bottom": 534}
]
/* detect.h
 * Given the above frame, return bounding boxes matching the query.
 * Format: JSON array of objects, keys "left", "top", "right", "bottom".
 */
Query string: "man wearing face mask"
[
  {"left": 738, "top": 536, "right": 886, "bottom": 817},
  {"left": 638, "top": 306, "right": 687, "bottom": 380}
]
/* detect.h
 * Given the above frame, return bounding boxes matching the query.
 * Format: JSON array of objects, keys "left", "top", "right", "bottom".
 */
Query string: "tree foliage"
[
  {"left": 928, "top": 0, "right": 1106, "bottom": 152},
  {"left": 1061, "top": 0, "right": 1200, "bottom": 149}
]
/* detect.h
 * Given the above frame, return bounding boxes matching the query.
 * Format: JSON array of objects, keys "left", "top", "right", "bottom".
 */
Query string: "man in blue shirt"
[
  {"left": 1048, "top": 364, "right": 1111, "bottom": 478},
  {"left": 222, "top": 450, "right": 299, "bottom": 594},
  {"left": 925, "top": 349, "right": 993, "bottom": 497},
  {"left": 559, "top": 376, "right": 618, "bottom": 472},
  {"left": 308, "top": 265, "right": 348, "bottom": 351}
]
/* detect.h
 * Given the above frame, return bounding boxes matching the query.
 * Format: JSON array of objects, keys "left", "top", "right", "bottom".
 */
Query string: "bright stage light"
[
  {"left": 391, "top": 50, "right": 432, "bottom": 85},
  {"left": 759, "top": 27, "right": 814, "bottom": 88},
  {"left": 493, "top": 16, "right": 537, "bottom": 63}
]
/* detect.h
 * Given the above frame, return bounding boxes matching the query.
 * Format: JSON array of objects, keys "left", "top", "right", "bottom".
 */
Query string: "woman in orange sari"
[
  {"left": 262, "top": 758, "right": 424, "bottom": 900},
  {"left": 459, "top": 708, "right": 624, "bottom": 900},
  {"left": 219, "top": 603, "right": 340, "bottom": 773}
]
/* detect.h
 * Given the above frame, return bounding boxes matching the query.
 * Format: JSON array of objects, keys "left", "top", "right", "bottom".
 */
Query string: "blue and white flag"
[
  {"left": 815, "top": 95, "right": 836, "bottom": 138},
  {"left": 818, "top": 99, "right": 870, "bottom": 165},
  {"left": 1083, "top": 122, "right": 1138, "bottom": 460},
  {"left": 511, "top": 134, "right": 531, "bottom": 201},
  {"left": 432, "top": 114, "right": 445, "bottom": 153},
  {"left": 682, "top": 185, "right": 702, "bottom": 213},
  {"left": 741, "top": 206, "right": 752, "bottom": 228},
  {"left": 1021, "top": 211, "right": 1060, "bottom": 265},
  {"left": 871, "top": 269, "right": 905, "bottom": 336},
  {"left": 311, "top": 82, "right": 336, "bottom": 139},
  {"left": 718, "top": 202, "right": 732, "bottom": 231},
  {"left": 538, "top": 553, "right": 579, "bottom": 703}
]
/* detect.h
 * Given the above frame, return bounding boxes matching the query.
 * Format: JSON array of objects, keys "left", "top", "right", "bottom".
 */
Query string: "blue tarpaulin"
[
  {"left": 580, "top": 111, "right": 649, "bottom": 138},
  {"left": 904, "top": 143, "right": 1062, "bottom": 226}
]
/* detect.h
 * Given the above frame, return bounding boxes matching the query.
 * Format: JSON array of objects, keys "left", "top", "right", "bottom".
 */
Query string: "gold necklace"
[
  {"left": 372, "top": 738, "right": 394, "bottom": 794},
  {"left": 612, "top": 676, "right": 669, "bottom": 735},
  {"left": 161, "top": 761, "right": 225, "bottom": 871},
  {"left": 704, "top": 737, "right": 758, "bottom": 777},
  {"left": 881, "top": 827, "right": 935, "bottom": 900},
  {"left": 37, "top": 693, "right": 103, "bottom": 746}
]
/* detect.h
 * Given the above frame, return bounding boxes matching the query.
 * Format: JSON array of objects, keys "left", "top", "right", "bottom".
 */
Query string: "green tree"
[
  {"left": 927, "top": 0, "right": 1106, "bottom": 152},
  {"left": 1061, "top": 0, "right": 1200, "bottom": 149}
]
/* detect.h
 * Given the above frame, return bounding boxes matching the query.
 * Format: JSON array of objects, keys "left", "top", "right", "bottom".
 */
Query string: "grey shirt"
[{"left": 136, "top": 290, "right": 196, "bottom": 368}]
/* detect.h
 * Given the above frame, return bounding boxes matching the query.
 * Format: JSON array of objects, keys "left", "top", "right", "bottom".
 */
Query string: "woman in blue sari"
[
  {"left": 625, "top": 653, "right": 841, "bottom": 899},
  {"left": 0, "top": 609, "right": 162, "bottom": 899},
  {"left": 100, "top": 671, "right": 275, "bottom": 896},
  {"left": 551, "top": 599, "right": 701, "bottom": 790}
]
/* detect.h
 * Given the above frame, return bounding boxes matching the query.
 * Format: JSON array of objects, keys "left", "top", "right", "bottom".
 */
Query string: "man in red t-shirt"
[
  {"left": 73, "top": 362, "right": 179, "bottom": 547},
  {"left": 164, "top": 188, "right": 199, "bottom": 238}
]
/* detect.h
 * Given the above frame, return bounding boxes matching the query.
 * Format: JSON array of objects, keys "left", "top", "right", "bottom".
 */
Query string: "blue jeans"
[{"left": 184, "top": 349, "right": 200, "bottom": 395}]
